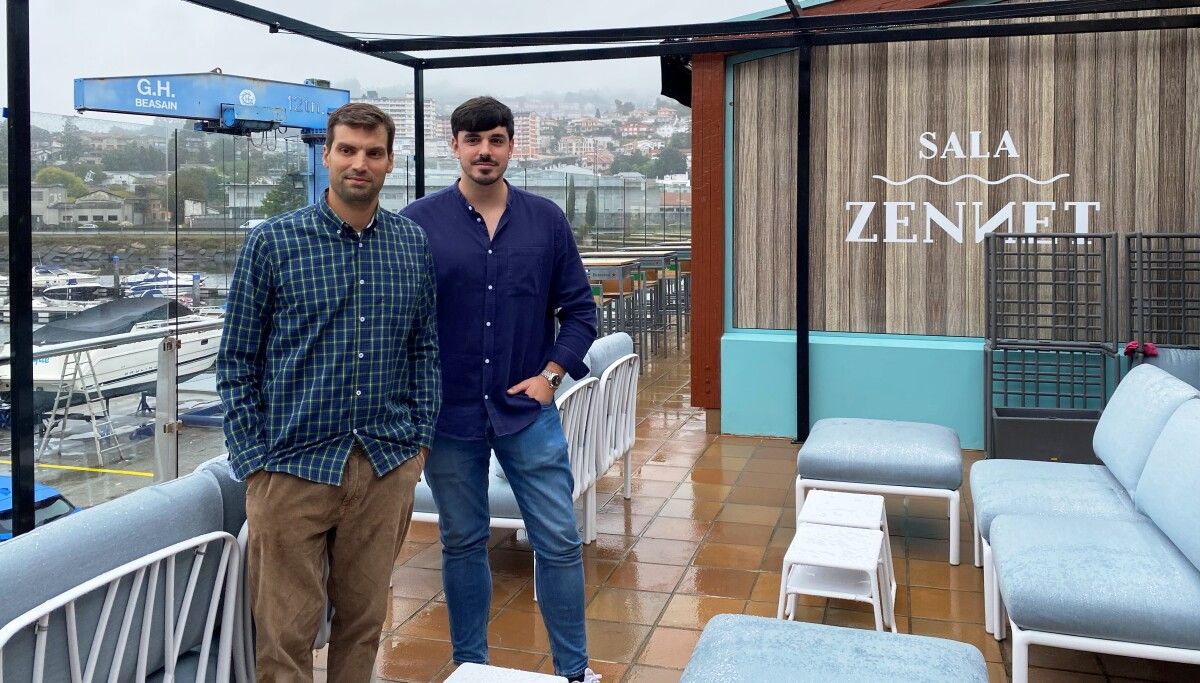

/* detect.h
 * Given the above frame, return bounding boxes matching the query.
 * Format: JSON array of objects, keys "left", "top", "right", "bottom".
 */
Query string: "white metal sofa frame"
[
  {"left": 594, "top": 353, "right": 641, "bottom": 510},
  {"left": 411, "top": 377, "right": 601, "bottom": 574},
  {"left": 0, "top": 531, "right": 240, "bottom": 683}
]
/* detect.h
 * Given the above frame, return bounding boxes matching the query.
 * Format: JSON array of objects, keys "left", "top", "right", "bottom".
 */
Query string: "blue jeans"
[{"left": 425, "top": 404, "right": 588, "bottom": 678}]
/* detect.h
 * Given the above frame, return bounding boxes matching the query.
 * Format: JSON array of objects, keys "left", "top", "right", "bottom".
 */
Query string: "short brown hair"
[{"left": 326, "top": 102, "right": 395, "bottom": 152}]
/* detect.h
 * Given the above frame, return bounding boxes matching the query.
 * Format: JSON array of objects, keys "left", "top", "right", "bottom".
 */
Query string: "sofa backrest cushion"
[
  {"left": 586, "top": 332, "right": 634, "bottom": 380},
  {"left": 1133, "top": 399, "right": 1200, "bottom": 569},
  {"left": 1093, "top": 364, "right": 1199, "bottom": 492},
  {"left": 557, "top": 332, "right": 634, "bottom": 396},
  {"left": 1144, "top": 348, "right": 1200, "bottom": 392},
  {"left": 195, "top": 455, "right": 247, "bottom": 537},
  {"left": 0, "top": 470, "right": 226, "bottom": 680}
]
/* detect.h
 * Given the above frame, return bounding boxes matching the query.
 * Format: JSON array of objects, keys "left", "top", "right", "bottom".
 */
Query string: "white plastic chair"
[
  {"left": 0, "top": 531, "right": 240, "bottom": 683},
  {"left": 595, "top": 354, "right": 641, "bottom": 502}
]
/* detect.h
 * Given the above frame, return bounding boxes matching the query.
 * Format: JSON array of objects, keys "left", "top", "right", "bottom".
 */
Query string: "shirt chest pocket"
[
  {"left": 377, "top": 265, "right": 419, "bottom": 325},
  {"left": 505, "top": 247, "right": 550, "bottom": 298}
]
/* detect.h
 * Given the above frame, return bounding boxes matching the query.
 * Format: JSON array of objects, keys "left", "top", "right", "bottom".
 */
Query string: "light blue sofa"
[
  {"left": 989, "top": 397, "right": 1200, "bottom": 683},
  {"left": 0, "top": 458, "right": 246, "bottom": 682},
  {"left": 681, "top": 614, "right": 987, "bottom": 682},
  {"left": 969, "top": 363, "right": 1199, "bottom": 633}
]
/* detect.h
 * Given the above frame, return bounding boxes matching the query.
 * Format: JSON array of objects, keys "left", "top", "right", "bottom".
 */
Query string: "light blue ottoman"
[
  {"left": 681, "top": 614, "right": 987, "bottom": 682},
  {"left": 797, "top": 417, "right": 964, "bottom": 564}
]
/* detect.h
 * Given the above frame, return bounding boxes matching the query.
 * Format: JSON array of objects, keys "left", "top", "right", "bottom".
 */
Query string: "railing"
[{"left": 0, "top": 318, "right": 225, "bottom": 482}]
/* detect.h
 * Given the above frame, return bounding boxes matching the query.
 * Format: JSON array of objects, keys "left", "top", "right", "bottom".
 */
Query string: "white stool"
[
  {"left": 776, "top": 522, "right": 896, "bottom": 632},
  {"left": 797, "top": 488, "right": 897, "bottom": 603},
  {"left": 444, "top": 662, "right": 564, "bottom": 682}
]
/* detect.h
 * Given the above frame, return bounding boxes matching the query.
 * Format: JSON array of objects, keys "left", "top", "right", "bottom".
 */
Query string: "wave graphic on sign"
[{"left": 872, "top": 172, "right": 1070, "bottom": 187}]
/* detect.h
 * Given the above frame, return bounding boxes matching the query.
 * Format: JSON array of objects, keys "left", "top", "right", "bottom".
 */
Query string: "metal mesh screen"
[
  {"left": 985, "top": 234, "right": 1117, "bottom": 349},
  {"left": 987, "top": 346, "right": 1113, "bottom": 410},
  {"left": 1128, "top": 233, "right": 1200, "bottom": 349}
]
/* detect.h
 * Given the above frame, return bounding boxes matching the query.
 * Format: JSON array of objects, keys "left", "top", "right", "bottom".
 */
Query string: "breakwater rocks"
[{"left": 0, "top": 234, "right": 247, "bottom": 273}]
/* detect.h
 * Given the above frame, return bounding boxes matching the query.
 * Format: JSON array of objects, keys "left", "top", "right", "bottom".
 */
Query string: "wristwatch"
[{"left": 540, "top": 369, "right": 562, "bottom": 389}]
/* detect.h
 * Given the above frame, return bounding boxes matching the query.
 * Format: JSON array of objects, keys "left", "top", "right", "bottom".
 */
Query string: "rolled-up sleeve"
[
  {"left": 547, "top": 213, "right": 598, "bottom": 379},
  {"left": 217, "top": 228, "right": 273, "bottom": 480}
]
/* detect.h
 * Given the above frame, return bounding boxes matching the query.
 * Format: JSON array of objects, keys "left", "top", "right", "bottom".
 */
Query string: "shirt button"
[
  {"left": 468, "top": 205, "right": 474, "bottom": 211},
  {"left": 352, "top": 428, "right": 359, "bottom": 435},
  {"left": 487, "top": 285, "right": 493, "bottom": 291},
  {"left": 484, "top": 394, "right": 489, "bottom": 400},
  {"left": 359, "top": 279, "right": 365, "bottom": 285},
  {"left": 488, "top": 249, "right": 493, "bottom": 254},
  {"left": 360, "top": 316, "right": 366, "bottom": 322},
  {"left": 358, "top": 242, "right": 364, "bottom": 248},
  {"left": 485, "top": 321, "right": 491, "bottom": 327},
  {"left": 484, "top": 358, "right": 490, "bottom": 364},
  {"left": 476, "top": 217, "right": 482, "bottom": 223},
  {"left": 358, "top": 352, "right": 364, "bottom": 359},
  {"left": 355, "top": 390, "right": 362, "bottom": 396}
]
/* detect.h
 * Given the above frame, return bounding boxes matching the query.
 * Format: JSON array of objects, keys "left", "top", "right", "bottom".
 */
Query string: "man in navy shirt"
[{"left": 401, "top": 97, "right": 598, "bottom": 682}]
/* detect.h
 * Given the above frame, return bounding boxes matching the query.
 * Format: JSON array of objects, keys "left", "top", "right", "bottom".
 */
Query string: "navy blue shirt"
[{"left": 402, "top": 181, "right": 597, "bottom": 439}]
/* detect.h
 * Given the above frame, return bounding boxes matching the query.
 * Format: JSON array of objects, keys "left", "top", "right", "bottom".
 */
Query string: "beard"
[
  {"left": 464, "top": 156, "right": 505, "bottom": 186},
  {"left": 331, "top": 173, "right": 380, "bottom": 205}
]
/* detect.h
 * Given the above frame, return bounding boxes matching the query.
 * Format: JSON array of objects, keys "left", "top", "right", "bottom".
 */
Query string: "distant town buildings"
[{"left": 9, "top": 95, "right": 691, "bottom": 228}]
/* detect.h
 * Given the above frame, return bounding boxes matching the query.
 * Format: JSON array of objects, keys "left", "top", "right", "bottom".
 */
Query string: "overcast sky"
[{"left": 2, "top": 0, "right": 783, "bottom": 119}]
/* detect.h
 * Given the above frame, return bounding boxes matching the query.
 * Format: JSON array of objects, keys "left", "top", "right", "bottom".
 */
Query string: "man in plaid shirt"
[{"left": 218, "top": 103, "right": 439, "bottom": 681}]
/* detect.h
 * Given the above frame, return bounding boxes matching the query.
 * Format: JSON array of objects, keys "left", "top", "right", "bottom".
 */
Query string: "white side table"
[
  {"left": 797, "top": 488, "right": 896, "bottom": 601},
  {"left": 444, "top": 662, "right": 564, "bottom": 682},
  {"left": 776, "top": 522, "right": 896, "bottom": 632}
]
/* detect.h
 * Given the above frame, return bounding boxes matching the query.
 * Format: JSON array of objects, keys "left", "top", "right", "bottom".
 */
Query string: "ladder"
[{"left": 37, "top": 350, "right": 125, "bottom": 467}]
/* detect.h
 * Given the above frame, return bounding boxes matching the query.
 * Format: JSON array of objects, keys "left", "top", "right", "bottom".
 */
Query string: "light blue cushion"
[
  {"left": 969, "top": 459, "right": 1140, "bottom": 539},
  {"left": 991, "top": 515, "right": 1200, "bottom": 650},
  {"left": 681, "top": 614, "right": 987, "bottom": 683},
  {"left": 0, "top": 472, "right": 227, "bottom": 681},
  {"left": 1133, "top": 399, "right": 1200, "bottom": 569},
  {"left": 194, "top": 455, "right": 247, "bottom": 537},
  {"left": 798, "top": 418, "right": 963, "bottom": 490},
  {"left": 558, "top": 332, "right": 634, "bottom": 396},
  {"left": 1093, "top": 364, "right": 1199, "bottom": 492},
  {"left": 1144, "top": 348, "right": 1200, "bottom": 391},
  {"left": 414, "top": 472, "right": 523, "bottom": 520}
]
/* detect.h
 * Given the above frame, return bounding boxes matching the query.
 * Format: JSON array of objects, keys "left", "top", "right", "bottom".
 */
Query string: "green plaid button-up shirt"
[{"left": 217, "top": 193, "right": 440, "bottom": 485}]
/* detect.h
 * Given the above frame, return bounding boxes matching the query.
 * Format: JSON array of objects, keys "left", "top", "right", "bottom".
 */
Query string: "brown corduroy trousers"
[{"left": 246, "top": 446, "right": 424, "bottom": 682}]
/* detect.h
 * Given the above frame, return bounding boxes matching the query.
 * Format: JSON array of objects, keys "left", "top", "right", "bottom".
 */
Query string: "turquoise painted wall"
[{"left": 722, "top": 331, "right": 986, "bottom": 448}]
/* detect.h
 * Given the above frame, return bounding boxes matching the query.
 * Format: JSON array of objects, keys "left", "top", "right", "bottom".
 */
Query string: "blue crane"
[{"left": 73, "top": 72, "right": 351, "bottom": 204}]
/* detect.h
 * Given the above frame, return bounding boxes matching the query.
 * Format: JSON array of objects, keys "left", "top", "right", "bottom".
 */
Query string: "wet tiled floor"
[{"left": 325, "top": 341, "right": 1200, "bottom": 682}]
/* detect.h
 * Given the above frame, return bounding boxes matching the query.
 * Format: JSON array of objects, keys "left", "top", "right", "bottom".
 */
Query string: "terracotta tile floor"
[{"left": 319, "top": 341, "right": 1200, "bottom": 682}]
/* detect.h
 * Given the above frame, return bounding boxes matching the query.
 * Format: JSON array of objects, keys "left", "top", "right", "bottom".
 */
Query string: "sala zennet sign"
[{"left": 844, "top": 130, "right": 1100, "bottom": 244}]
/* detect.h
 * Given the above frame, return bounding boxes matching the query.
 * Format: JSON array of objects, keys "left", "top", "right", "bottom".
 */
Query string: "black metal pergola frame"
[{"left": 6, "top": 0, "right": 1200, "bottom": 535}]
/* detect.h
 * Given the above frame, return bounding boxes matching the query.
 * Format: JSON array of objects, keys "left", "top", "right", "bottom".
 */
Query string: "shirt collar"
[
  {"left": 450, "top": 178, "right": 514, "bottom": 215},
  {"left": 318, "top": 190, "right": 380, "bottom": 237}
]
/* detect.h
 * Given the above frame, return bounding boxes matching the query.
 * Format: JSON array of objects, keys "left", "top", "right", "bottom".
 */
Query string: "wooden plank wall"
[
  {"left": 732, "top": 52, "right": 800, "bottom": 329},
  {"left": 731, "top": 17, "right": 1200, "bottom": 335}
]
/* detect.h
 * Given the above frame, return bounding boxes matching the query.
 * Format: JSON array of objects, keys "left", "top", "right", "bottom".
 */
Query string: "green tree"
[
  {"left": 102, "top": 142, "right": 166, "bottom": 172},
  {"left": 261, "top": 177, "right": 306, "bottom": 217},
  {"left": 34, "top": 167, "right": 89, "bottom": 198},
  {"left": 564, "top": 176, "right": 577, "bottom": 226},
  {"left": 584, "top": 188, "right": 597, "bottom": 229},
  {"left": 59, "top": 118, "right": 86, "bottom": 165},
  {"left": 169, "top": 166, "right": 225, "bottom": 204},
  {"left": 657, "top": 147, "right": 687, "bottom": 177}
]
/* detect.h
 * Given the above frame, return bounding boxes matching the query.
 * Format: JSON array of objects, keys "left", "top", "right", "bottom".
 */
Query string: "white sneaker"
[{"left": 581, "top": 668, "right": 602, "bottom": 683}]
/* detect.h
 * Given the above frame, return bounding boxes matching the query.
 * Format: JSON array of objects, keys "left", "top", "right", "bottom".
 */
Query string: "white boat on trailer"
[{"left": 0, "top": 298, "right": 223, "bottom": 413}]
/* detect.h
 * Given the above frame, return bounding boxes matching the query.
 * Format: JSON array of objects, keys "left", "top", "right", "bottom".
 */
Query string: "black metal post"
[
  {"left": 414, "top": 67, "right": 426, "bottom": 199},
  {"left": 795, "top": 40, "right": 812, "bottom": 443},
  {"left": 7, "top": 0, "right": 36, "bottom": 536}
]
